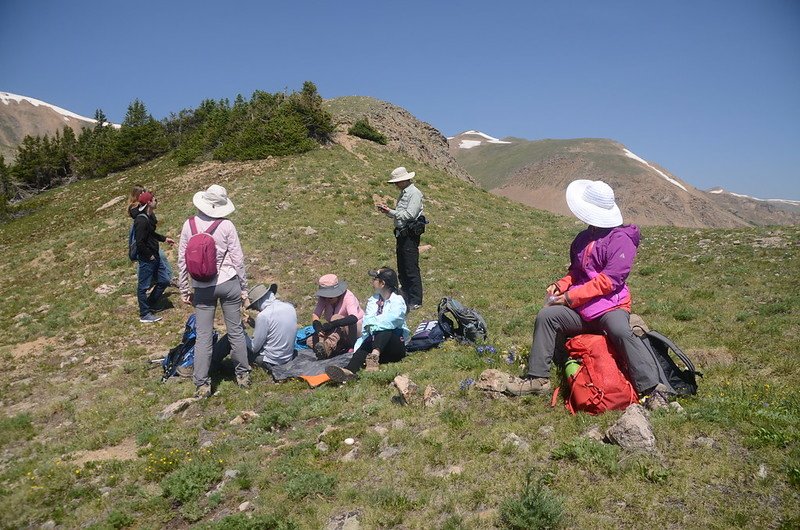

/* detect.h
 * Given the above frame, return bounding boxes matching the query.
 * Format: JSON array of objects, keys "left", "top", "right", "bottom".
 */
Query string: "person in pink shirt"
[
  {"left": 307, "top": 274, "right": 364, "bottom": 359},
  {"left": 178, "top": 184, "right": 250, "bottom": 398}
]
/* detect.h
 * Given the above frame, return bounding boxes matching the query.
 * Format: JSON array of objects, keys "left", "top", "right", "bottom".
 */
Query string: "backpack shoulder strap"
[
  {"left": 206, "top": 219, "right": 225, "bottom": 235},
  {"left": 646, "top": 330, "right": 702, "bottom": 376},
  {"left": 188, "top": 216, "right": 199, "bottom": 236}
]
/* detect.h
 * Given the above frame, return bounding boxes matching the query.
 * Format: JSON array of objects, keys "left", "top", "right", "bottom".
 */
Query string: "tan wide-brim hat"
[
  {"left": 193, "top": 184, "right": 235, "bottom": 218},
  {"left": 315, "top": 274, "right": 348, "bottom": 298},
  {"left": 565, "top": 179, "right": 623, "bottom": 228},
  {"left": 387, "top": 166, "right": 415, "bottom": 183}
]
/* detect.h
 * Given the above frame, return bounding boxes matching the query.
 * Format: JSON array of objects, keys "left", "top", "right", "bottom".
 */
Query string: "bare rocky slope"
[
  {"left": 451, "top": 132, "right": 800, "bottom": 228},
  {"left": 326, "top": 96, "right": 473, "bottom": 184},
  {"left": 0, "top": 92, "right": 103, "bottom": 162}
]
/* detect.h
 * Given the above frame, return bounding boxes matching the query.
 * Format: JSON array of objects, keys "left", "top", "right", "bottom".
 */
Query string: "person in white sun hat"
[
  {"left": 178, "top": 184, "right": 250, "bottom": 398},
  {"left": 505, "top": 179, "right": 670, "bottom": 404},
  {"left": 376, "top": 166, "right": 426, "bottom": 310}
]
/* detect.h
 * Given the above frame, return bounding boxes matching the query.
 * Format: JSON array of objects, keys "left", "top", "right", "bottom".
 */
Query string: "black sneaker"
[
  {"left": 139, "top": 313, "right": 162, "bottom": 323},
  {"left": 325, "top": 365, "right": 356, "bottom": 383}
]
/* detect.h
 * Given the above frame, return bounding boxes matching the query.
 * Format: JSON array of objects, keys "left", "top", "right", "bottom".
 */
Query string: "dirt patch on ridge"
[{"left": 70, "top": 437, "right": 139, "bottom": 465}]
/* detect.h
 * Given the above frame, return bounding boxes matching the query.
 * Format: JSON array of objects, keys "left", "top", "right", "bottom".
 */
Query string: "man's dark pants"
[{"left": 396, "top": 232, "right": 423, "bottom": 306}]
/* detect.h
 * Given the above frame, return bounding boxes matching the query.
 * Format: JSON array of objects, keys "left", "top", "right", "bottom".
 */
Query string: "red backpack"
[
  {"left": 185, "top": 217, "right": 224, "bottom": 282},
  {"left": 562, "top": 334, "right": 639, "bottom": 415}
]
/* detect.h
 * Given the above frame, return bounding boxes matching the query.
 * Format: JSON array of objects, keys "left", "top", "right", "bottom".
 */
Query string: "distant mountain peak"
[
  {"left": 448, "top": 130, "right": 512, "bottom": 149},
  {"left": 707, "top": 187, "right": 800, "bottom": 207}
]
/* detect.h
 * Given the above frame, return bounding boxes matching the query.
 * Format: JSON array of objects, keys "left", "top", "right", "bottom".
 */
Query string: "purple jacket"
[{"left": 558, "top": 225, "right": 640, "bottom": 321}]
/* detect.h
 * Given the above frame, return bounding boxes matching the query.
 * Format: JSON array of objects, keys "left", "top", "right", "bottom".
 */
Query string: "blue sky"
[{"left": 2, "top": 1, "right": 798, "bottom": 199}]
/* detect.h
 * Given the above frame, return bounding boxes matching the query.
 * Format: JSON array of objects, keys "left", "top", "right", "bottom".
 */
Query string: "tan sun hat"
[
  {"left": 387, "top": 166, "right": 415, "bottom": 183},
  {"left": 315, "top": 274, "right": 348, "bottom": 298},
  {"left": 193, "top": 184, "right": 235, "bottom": 218}
]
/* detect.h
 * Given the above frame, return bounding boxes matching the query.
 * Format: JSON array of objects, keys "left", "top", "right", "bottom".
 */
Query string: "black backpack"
[
  {"left": 637, "top": 329, "right": 702, "bottom": 396},
  {"left": 128, "top": 213, "right": 148, "bottom": 261},
  {"left": 437, "top": 297, "right": 488, "bottom": 344}
]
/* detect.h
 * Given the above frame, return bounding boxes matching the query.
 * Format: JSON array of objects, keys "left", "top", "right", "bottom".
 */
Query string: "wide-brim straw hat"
[
  {"left": 565, "top": 179, "right": 623, "bottom": 228},
  {"left": 387, "top": 166, "right": 415, "bottom": 183},
  {"left": 193, "top": 184, "right": 235, "bottom": 218},
  {"left": 315, "top": 274, "right": 348, "bottom": 298}
]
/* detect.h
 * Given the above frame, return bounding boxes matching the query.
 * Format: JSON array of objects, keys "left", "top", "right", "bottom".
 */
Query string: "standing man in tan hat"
[
  {"left": 178, "top": 184, "right": 251, "bottom": 398},
  {"left": 376, "top": 167, "right": 425, "bottom": 310}
]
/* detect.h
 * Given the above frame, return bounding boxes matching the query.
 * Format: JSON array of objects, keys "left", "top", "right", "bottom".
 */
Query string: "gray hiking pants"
[
  {"left": 527, "top": 306, "right": 659, "bottom": 394},
  {"left": 193, "top": 277, "right": 250, "bottom": 387}
]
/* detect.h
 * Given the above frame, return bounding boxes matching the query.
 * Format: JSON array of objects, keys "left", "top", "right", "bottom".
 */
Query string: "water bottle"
[{"left": 564, "top": 359, "right": 581, "bottom": 379}]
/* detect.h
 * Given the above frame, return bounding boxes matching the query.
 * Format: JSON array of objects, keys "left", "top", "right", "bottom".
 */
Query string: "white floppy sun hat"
[
  {"left": 387, "top": 166, "right": 415, "bottom": 183},
  {"left": 193, "top": 184, "right": 235, "bottom": 218},
  {"left": 565, "top": 180, "right": 623, "bottom": 228}
]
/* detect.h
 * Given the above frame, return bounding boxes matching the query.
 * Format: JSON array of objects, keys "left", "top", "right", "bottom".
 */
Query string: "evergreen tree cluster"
[
  {"left": 348, "top": 118, "right": 387, "bottom": 145},
  {"left": 3, "top": 82, "right": 333, "bottom": 202}
]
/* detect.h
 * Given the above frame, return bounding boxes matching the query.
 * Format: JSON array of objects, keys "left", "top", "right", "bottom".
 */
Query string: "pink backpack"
[{"left": 185, "top": 217, "right": 224, "bottom": 282}]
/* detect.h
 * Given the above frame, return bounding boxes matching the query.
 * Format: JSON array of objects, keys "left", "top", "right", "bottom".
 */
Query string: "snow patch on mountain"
[
  {"left": 0, "top": 92, "right": 120, "bottom": 128},
  {"left": 709, "top": 188, "right": 800, "bottom": 206},
  {"left": 622, "top": 148, "right": 688, "bottom": 192},
  {"left": 461, "top": 130, "right": 511, "bottom": 144}
]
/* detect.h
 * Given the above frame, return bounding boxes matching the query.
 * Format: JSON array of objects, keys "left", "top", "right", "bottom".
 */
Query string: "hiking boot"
[
  {"left": 139, "top": 313, "right": 162, "bottom": 323},
  {"left": 503, "top": 376, "right": 551, "bottom": 396},
  {"left": 409, "top": 304, "right": 422, "bottom": 311},
  {"left": 313, "top": 342, "right": 331, "bottom": 360},
  {"left": 641, "top": 383, "right": 671, "bottom": 411},
  {"left": 325, "top": 365, "right": 356, "bottom": 383},
  {"left": 365, "top": 350, "right": 380, "bottom": 372},
  {"left": 194, "top": 383, "right": 212, "bottom": 399},
  {"left": 236, "top": 372, "right": 252, "bottom": 389}
]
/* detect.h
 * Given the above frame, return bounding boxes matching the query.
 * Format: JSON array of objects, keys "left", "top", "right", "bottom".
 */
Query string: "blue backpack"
[
  {"left": 406, "top": 320, "right": 446, "bottom": 352},
  {"left": 161, "top": 314, "right": 216, "bottom": 381}
]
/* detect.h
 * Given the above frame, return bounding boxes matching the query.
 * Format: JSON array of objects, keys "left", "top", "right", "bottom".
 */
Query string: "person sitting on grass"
[
  {"left": 504, "top": 179, "right": 667, "bottom": 403},
  {"left": 325, "top": 268, "right": 410, "bottom": 383},
  {"left": 213, "top": 283, "right": 296, "bottom": 374},
  {"left": 307, "top": 274, "right": 364, "bottom": 359}
]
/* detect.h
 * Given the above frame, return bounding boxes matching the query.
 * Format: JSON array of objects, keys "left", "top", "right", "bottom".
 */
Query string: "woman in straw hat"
[
  {"left": 505, "top": 180, "right": 666, "bottom": 400},
  {"left": 178, "top": 184, "right": 250, "bottom": 398}
]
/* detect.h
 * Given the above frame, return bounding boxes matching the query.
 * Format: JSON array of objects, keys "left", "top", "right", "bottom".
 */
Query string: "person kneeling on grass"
[
  {"left": 325, "top": 268, "right": 410, "bottom": 383},
  {"left": 307, "top": 274, "right": 364, "bottom": 360},
  {"left": 213, "top": 283, "right": 296, "bottom": 375},
  {"left": 504, "top": 179, "right": 668, "bottom": 404}
]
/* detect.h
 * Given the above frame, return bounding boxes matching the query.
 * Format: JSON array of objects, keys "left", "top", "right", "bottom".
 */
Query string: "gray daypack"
[{"left": 437, "top": 297, "right": 488, "bottom": 344}]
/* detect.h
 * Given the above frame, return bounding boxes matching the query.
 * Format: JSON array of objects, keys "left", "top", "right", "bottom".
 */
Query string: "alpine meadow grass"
[{"left": 0, "top": 138, "right": 798, "bottom": 528}]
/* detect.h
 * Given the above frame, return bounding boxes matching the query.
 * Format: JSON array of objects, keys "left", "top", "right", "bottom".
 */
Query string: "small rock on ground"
[
  {"left": 325, "top": 510, "right": 361, "bottom": 530},
  {"left": 423, "top": 385, "right": 444, "bottom": 407},
  {"left": 238, "top": 501, "right": 252, "bottom": 512},
  {"left": 393, "top": 374, "right": 418, "bottom": 405},
  {"left": 229, "top": 410, "right": 259, "bottom": 425},
  {"left": 582, "top": 425, "right": 605, "bottom": 442},
  {"left": 538, "top": 425, "right": 555, "bottom": 438},
  {"left": 669, "top": 401, "right": 685, "bottom": 413},
  {"left": 476, "top": 369, "right": 511, "bottom": 393},
  {"left": 605, "top": 404, "right": 656, "bottom": 451},
  {"left": 503, "top": 432, "right": 530, "bottom": 451},
  {"left": 691, "top": 436, "right": 718, "bottom": 449},
  {"left": 379, "top": 446, "right": 402, "bottom": 460},
  {"left": 341, "top": 447, "right": 359, "bottom": 462},
  {"left": 158, "top": 397, "right": 199, "bottom": 420}
]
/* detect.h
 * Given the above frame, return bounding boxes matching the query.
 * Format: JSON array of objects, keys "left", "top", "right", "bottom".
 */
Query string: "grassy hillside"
[
  {"left": 0, "top": 139, "right": 798, "bottom": 528},
  {"left": 454, "top": 138, "right": 635, "bottom": 190}
]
